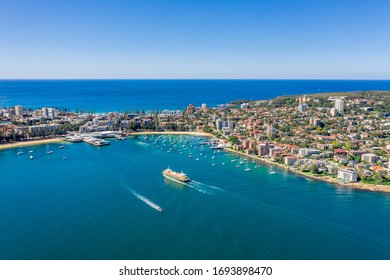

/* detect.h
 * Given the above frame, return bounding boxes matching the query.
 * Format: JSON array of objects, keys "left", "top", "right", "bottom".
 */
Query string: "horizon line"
[{"left": 1, "top": 78, "right": 390, "bottom": 81}]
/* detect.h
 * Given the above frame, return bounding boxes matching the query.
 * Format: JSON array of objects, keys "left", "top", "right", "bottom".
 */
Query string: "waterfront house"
[
  {"left": 284, "top": 156, "right": 299, "bottom": 166},
  {"left": 337, "top": 168, "right": 358, "bottom": 182},
  {"left": 371, "top": 165, "right": 387, "bottom": 175}
]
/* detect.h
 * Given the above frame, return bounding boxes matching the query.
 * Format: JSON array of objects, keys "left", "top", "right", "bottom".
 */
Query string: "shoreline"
[
  {"left": 224, "top": 148, "right": 390, "bottom": 194},
  {"left": 0, "top": 138, "right": 63, "bottom": 151},
  {"left": 128, "top": 131, "right": 216, "bottom": 138},
  {"left": 2, "top": 132, "right": 388, "bottom": 193}
]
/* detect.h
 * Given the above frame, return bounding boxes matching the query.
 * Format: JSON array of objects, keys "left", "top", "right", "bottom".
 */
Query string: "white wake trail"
[{"left": 128, "top": 188, "right": 164, "bottom": 212}]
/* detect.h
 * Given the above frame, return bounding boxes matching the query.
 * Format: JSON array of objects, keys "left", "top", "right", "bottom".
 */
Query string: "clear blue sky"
[{"left": 0, "top": 0, "right": 389, "bottom": 79}]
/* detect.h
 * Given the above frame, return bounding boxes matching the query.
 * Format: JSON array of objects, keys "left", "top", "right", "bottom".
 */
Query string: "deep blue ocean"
[
  {"left": 1, "top": 136, "right": 390, "bottom": 260},
  {"left": 1, "top": 79, "right": 390, "bottom": 112}
]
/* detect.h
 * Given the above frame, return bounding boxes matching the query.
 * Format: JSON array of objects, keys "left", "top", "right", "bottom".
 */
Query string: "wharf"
[{"left": 62, "top": 131, "right": 123, "bottom": 147}]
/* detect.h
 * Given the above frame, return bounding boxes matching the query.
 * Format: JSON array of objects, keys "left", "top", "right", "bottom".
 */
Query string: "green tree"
[{"left": 228, "top": 136, "right": 239, "bottom": 145}]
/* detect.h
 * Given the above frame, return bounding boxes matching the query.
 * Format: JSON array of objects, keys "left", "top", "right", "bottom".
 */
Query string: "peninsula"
[{"left": 1, "top": 90, "right": 390, "bottom": 192}]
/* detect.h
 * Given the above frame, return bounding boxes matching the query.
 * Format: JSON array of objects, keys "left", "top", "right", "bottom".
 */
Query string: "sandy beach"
[
  {"left": 0, "top": 138, "right": 63, "bottom": 151},
  {"left": 224, "top": 148, "right": 390, "bottom": 194},
  {"left": 128, "top": 131, "right": 216, "bottom": 138}
]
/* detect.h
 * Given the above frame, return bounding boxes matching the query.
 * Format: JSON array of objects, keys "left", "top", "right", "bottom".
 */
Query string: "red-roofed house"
[{"left": 334, "top": 149, "right": 347, "bottom": 156}]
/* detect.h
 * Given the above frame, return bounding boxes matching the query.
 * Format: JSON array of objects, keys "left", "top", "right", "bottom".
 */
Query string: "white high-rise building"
[
  {"left": 216, "top": 119, "right": 223, "bottom": 131},
  {"left": 335, "top": 99, "right": 345, "bottom": 113},
  {"left": 47, "top": 108, "right": 56, "bottom": 119},
  {"left": 42, "top": 107, "right": 49, "bottom": 117},
  {"left": 216, "top": 119, "right": 234, "bottom": 131},
  {"left": 297, "top": 103, "right": 308, "bottom": 113},
  {"left": 15, "top": 105, "right": 23, "bottom": 116},
  {"left": 330, "top": 108, "right": 338, "bottom": 117},
  {"left": 227, "top": 120, "right": 234, "bottom": 130}
]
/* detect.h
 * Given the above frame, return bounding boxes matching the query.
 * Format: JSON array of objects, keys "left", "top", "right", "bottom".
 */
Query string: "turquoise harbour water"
[{"left": 1, "top": 135, "right": 390, "bottom": 260}]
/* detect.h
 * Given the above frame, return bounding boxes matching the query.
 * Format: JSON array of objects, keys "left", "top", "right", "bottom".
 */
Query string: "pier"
[{"left": 62, "top": 131, "right": 124, "bottom": 147}]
